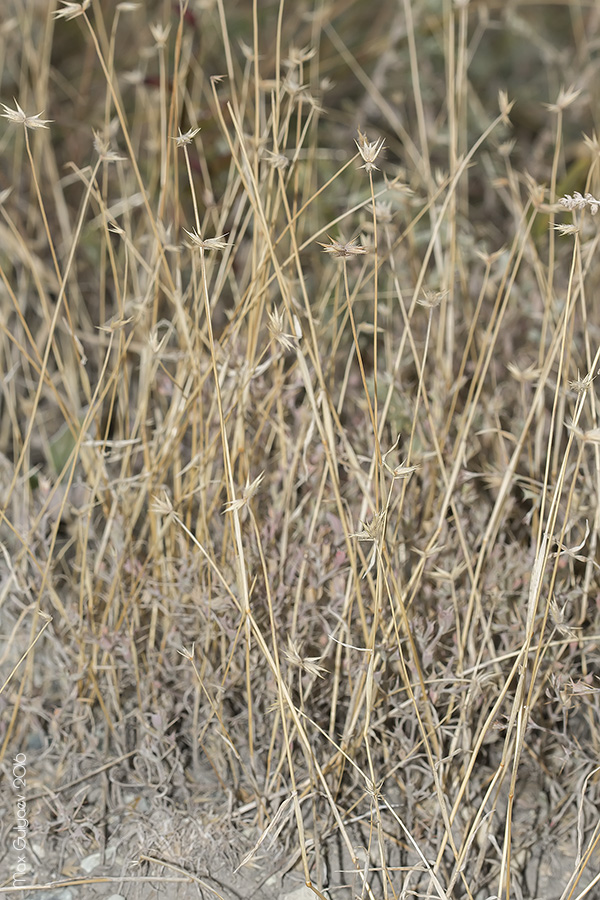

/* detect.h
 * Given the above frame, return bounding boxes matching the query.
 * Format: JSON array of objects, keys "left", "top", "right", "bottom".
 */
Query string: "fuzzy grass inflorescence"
[{"left": 0, "top": 2, "right": 600, "bottom": 899}]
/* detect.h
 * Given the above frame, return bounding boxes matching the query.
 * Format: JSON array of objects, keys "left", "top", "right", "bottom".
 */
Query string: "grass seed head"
[
  {"left": 318, "top": 235, "right": 368, "bottom": 258},
  {"left": 183, "top": 228, "right": 231, "bottom": 251},
  {"left": 1, "top": 100, "right": 51, "bottom": 130},
  {"left": 355, "top": 128, "right": 385, "bottom": 174},
  {"left": 53, "top": 0, "right": 91, "bottom": 20},
  {"left": 173, "top": 127, "right": 201, "bottom": 147}
]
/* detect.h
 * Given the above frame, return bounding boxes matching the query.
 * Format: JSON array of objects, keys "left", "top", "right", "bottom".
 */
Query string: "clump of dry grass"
[{"left": 1, "top": 2, "right": 600, "bottom": 899}]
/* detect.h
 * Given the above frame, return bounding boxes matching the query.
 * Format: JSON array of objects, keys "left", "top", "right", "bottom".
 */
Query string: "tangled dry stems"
[{"left": 0, "top": 2, "right": 599, "bottom": 899}]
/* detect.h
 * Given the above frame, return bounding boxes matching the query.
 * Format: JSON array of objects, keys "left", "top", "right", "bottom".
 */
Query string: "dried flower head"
[
  {"left": 565, "top": 421, "right": 600, "bottom": 444},
  {"left": 545, "top": 84, "right": 582, "bottom": 114},
  {"left": 267, "top": 308, "right": 300, "bottom": 352},
  {"left": 318, "top": 236, "right": 368, "bottom": 258},
  {"left": 173, "top": 127, "right": 201, "bottom": 147},
  {"left": 498, "top": 139, "right": 516, "bottom": 158},
  {"left": 150, "top": 491, "right": 174, "bottom": 517},
  {"left": 97, "top": 314, "right": 134, "bottom": 334},
  {"left": 283, "top": 636, "right": 326, "bottom": 678},
  {"left": 262, "top": 149, "right": 289, "bottom": 171},
  {"left": 355, "top": 129, "right": 385, "bottom": 174},
  {"left": 371, "top": 200, "right": 393, "bottom": 224},
  {"left": 381, "top": 435, "right": 420, "bottom": 480},
  {"left": 390, "top": 460, "right": 419, "bottom": 479},
  {"left": 351, "top": 510, "right": 387, "bottom": 543},
  {"left": 237, "top": 40, "right": 255, "bottom": 62},
  {"left": 223, "top": 472, "right": 265, "bottom": 513},
  {"left": 177, "top": 644, "right": 195, "bottom": 661},
  {"left": 183, "top": 228, "right": 231, "bottom": 251},
  {"left": 506, "top": 361, "right": 541, "bottom": 384},
  {"left": 559, "top": 191, "right": 600, "bottom": 215},
  {"left": 582, "top": 132, "right": 600, "bottom": 156},
  {"left": 553, "top": 222, "right": 579, "bottom": 236},
  {"left": 418, "top": 289, "right": 447, "bottom": 309},
  {"left": 53, "top": 0, "right": 90, "bottom": 20},
  {"left": 1, "top": 100, "right": 52, "bottom": 130},
  {"left": 285, "top": 44, "right": 317, "bottom": 67},
  {"left": 150, "top": 22, "right": 170, "bottom": 48},
  {"left": 93, "top": 131, "right": 126, "bottom": 162},
  {"left": 498, "top": 90, "right": 514, "bottom": 123},
  {"left": 282, "top": 73, "right": 309, "bottom": 99},
  {"left": 568, "top": 371, "right": 594, "bottom": 394}
]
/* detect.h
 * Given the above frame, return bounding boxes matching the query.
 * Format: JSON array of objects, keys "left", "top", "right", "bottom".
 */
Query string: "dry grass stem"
[{"left": 1, "top": 3, "right": 599, "bottom": 900}]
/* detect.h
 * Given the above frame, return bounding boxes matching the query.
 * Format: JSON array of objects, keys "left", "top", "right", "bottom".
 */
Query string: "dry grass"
[{"left": 1, "top": 1, "right": 600, "bottom": 899}]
